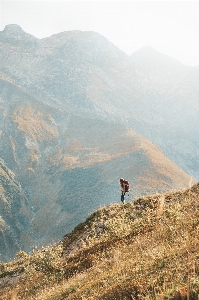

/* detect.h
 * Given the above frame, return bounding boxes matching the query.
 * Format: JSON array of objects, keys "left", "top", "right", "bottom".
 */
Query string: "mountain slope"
[
  {"left": 130, "top": 46, "right": 199, "bottom": 179},
  {"left": 0, "top": 158, "right": 32, "bottom": 261},
  {"left": 1, "top": 26, "right": 199, "bottom": 181},
  {"left": 0, "top": 25, "right": 139, "bottom": 121},
  {"left": 0, "top": 74, "right": 195, "bottom": 261},
  {"left": 0, "top": 183, "right": 199, "bottom": 299}
]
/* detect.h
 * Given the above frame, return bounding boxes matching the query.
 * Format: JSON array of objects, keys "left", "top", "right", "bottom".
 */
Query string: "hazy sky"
[{"left": 1, "top": 0, "right": 199, "bottom": 66}]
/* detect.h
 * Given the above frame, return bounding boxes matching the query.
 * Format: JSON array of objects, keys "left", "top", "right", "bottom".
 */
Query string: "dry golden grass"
[
  {"left": 11, "top": 106, "right": 58, "bottom": 143},
  {"left": 0, "top": 183, "right": 199, "bottom": 300},
  {"left": 140, "top": 138, "right": 194, "bottom": 189}
]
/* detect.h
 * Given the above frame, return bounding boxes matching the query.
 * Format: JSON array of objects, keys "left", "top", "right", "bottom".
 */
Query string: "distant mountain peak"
[
  {"left": 134, "top": 45, "right": 194, "bottom": 68},
  {"left": 131, "top": 45, "right": 171, "bottom": 60},
  {"left": 130, "top": 44, "right": 187, "bottom": 71},
  {"left": 0, "top": 24, "right": 38, "bottom": 46},
  {"left": 136, "top": 45, "right": 157, "bottom": 53},
  {"left": 3, "top": 24, "right": 24, "bottom": 33},
  {"left": 1, "top": 24, "right": 27, "bottom": 39}
]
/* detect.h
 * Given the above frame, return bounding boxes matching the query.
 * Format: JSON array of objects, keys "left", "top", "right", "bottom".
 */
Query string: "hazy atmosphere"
[
  {"left": 1, "top": 0, "right": 199, "bottom": 66},
  {"left": 1, "top": 1, "right": 199, "bottom": 297}
]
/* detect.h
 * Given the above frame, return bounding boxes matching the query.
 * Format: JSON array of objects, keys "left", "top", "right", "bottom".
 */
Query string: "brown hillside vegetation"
[{"left": 0, "top": 183, "right": 199, "bottom": 300}]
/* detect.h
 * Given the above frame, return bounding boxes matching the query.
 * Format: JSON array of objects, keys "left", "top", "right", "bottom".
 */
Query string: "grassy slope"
[{"left": 0, "top": 183, "right": 199, "bottom": 300}]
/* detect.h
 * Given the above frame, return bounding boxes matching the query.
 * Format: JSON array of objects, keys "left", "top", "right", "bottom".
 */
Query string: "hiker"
[
  {"left": 119, "top": 178, "right": 130, "bottom": 204},
  {"left": 120, "top": 178, "right": 125, "bottom": 203}
]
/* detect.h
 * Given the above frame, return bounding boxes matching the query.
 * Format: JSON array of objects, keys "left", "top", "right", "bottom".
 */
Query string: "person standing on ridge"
[
  {"left": 119, "top": 178, "right": 130, "bottom": 204},
  {"left": 120, "top": 178, "right": 125, "bottom": 204}
]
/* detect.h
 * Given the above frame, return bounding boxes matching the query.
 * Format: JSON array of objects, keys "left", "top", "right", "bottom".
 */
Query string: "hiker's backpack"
[{"left": 123, "top": 179, "right": 130, "bottom": 192}]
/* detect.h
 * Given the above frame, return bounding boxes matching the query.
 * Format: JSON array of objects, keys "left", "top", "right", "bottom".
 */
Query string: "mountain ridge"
[{"left": 0, "top": 182, "right": 199, "bottom": 299}]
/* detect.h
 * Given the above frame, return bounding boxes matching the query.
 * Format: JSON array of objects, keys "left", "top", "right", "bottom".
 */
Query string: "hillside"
[
  {"left": 0, "top": 73, "right": 194, "bottom": 261},
  {"left": 0, "top": 158, "right": 32, "bottom": 261},
  {"left": 0, "top": 183, "right": 199, "bottom": 299},
  {"left": 130, "top": 46, "right": 199, "bottom": 179}
]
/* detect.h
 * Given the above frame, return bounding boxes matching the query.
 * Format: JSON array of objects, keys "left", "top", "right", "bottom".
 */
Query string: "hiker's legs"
[{"left": 121, "top": 192, "right": 125, "bottom": 203}]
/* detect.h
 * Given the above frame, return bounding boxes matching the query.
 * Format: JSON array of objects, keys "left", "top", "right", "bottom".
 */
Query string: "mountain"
[
  {"left": 1, "top": 26, "right": 199, "bottom": 181},
  {"left": 1, "top": 183, "right": 199, "bottom": 299},
  {"left": 1, "top": 27, "right": 199, "bottom": 173},
  {"left": 0, "top": 25, "right": 197, "bottom": 261},
  {"left": 130, "top": 45, "right": 189, "bottom": 78}
]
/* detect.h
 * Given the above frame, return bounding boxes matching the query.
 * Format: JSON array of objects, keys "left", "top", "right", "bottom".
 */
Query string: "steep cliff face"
[
  {"left": 0, "top": 25, "right": 196, "bottom": 260},
  {"left": 0, "top": 158, "right": 32, "bottom": 261}
]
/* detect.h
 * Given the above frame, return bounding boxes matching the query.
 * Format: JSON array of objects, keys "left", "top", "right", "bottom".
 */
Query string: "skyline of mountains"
[
  {"left": 1, "top": 24, "right": 199, "bottom": 181},
  {"left": 1, "top": 23, "right": 199, "bottom": 67},
  {"left": 0, "top": 24, "right": 198, "bottom": 261}
]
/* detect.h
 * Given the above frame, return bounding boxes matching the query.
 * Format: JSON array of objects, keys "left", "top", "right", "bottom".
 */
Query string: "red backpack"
[{"left": 123, "top": 179, "right": 130, "bottom": 192}]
